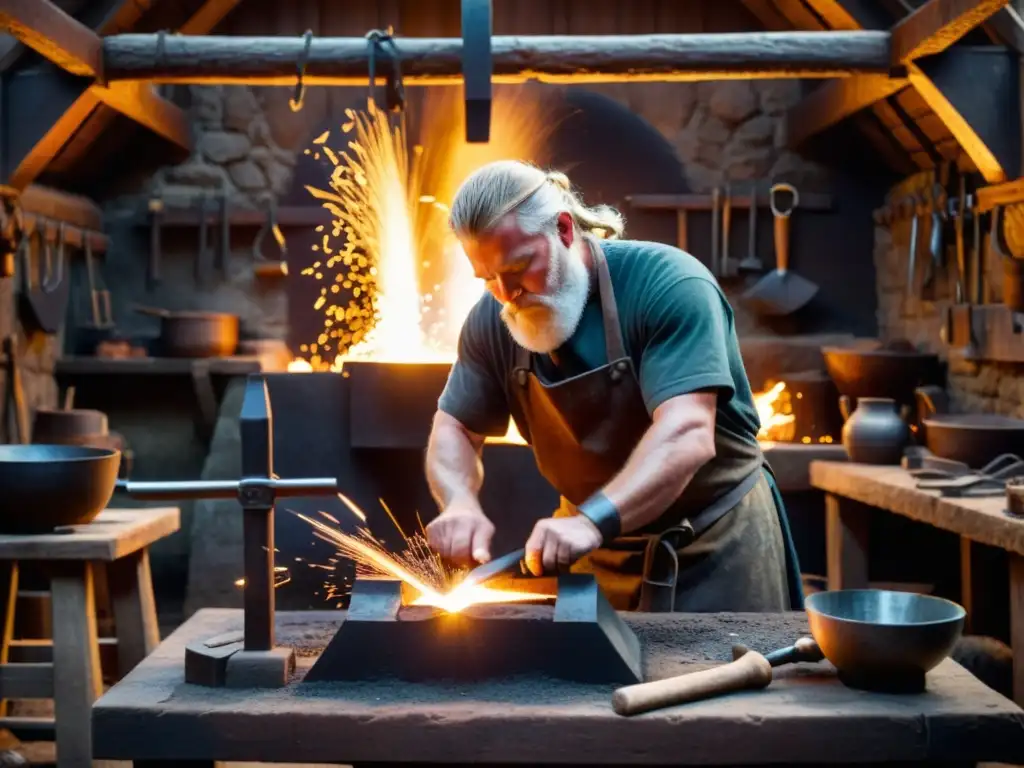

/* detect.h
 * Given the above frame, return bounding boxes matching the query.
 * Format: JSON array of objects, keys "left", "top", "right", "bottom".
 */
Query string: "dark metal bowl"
[
  {"left": 0, "top": 445, "right": 121, "bottom": 534},
  {"left": 822, "top": 341, "right": 941, "bottom": 405},
  {"left": 805, "top": 589, "right": 966, "bottom": 693}
]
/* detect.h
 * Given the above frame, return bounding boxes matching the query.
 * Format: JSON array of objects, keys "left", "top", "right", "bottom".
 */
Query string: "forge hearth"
[{"left": 305, "top": 574, "right": 642, "bottom": 685}]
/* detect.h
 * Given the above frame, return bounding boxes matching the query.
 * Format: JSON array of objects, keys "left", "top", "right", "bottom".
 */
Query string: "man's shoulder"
[
  {"left": 601, "top": 238, "right": 718, "bottom": 285},
  {"left": 601, "top": 239, "right": 723, "bottom": 309}
]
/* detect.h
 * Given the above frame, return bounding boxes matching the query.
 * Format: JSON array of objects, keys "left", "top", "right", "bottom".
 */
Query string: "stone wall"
[
  {"left": 98, "top": 79, "right": 832, "bottom": 351},
  {"left": 874, "top": 172, "right": 1024, "bottom": 418}
]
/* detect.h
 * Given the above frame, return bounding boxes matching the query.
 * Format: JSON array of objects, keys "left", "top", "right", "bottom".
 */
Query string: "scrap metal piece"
[
  {"left": 461, "top": 0, "right": 492, "bottom": 143},
  {"left": 304, "top": 573, "right": 643, "bottom": 684}
]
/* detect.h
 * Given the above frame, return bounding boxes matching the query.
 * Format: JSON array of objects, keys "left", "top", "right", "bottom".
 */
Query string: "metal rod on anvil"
[
  {"left": 114, "top": 477, "right": 338, "bottom": 501},
  {"left": 97, "top": 31, "right": 894, "bottom": 86}
]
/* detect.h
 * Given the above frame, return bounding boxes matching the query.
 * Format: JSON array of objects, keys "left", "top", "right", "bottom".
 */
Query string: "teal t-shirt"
[{"left": 438, "top": 239, "right": 762, "bottom": 454}]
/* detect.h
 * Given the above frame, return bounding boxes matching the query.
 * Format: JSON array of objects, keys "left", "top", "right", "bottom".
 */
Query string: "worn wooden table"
[
  {"left": 92, "top": 608, "right": 1024, "bottom": 767},
  {"left": 809, "top": 460, "right": 1024, "bottom": 706},
  {"left": 0, "top": 507, "right": 179, "bottom": 768}
]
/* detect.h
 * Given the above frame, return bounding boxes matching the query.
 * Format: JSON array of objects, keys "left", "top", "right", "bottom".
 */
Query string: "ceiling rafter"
[
  {"left": 780, "top": 0, "right": 1013, "bottom": 182},
  {"left": 0, "top": 0, "right": 205, "bottom": 191}
]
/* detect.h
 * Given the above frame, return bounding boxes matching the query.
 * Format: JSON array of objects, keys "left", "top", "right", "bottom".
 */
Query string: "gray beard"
[{"left": 500, "top": 240, "right": 591, "bottom": 354}]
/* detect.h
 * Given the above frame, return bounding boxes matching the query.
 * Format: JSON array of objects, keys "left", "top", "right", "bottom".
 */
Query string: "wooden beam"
[
  {"left": 178, "top": 0, "right": 243, "bottom": 36},
  {"left": 908, "top": 47, "right": 1020, "bottom": 182},
  {"left": 0, "top": 0, "right": 100, "bottom": 76},
  {"left": 92, "top": 80, "right": 191, "bottom": 148},
  {"left": 801, "top": 0, "right": 863, "bottom": 29},
  {"left": 891, "top": 0, "right": 1010, "bottom": 64},
  {"left": 2, "top": 62, "right": 190, "bottom": 191},
  {"left": 98, "top": 31, "right": 894, "bottom": 85},
  {"left": 738, "top": 0, "right": 792, "bottom": 31},
  {"left": 786, "top": 73, "right": 910, "bottom": 147}
]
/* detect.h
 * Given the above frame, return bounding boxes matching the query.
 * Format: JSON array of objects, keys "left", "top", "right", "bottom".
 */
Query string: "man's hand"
[
  {"left": 425, "top": 505, "right": 495, "bottom": 566},
  {"left": 525, "top": 516, "right": 603, "bottom": 576}
]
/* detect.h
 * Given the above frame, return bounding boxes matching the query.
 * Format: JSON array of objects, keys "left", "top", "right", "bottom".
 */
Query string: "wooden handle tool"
[{"left": 612, "top": 650, "right": 772, "bottom": 717}]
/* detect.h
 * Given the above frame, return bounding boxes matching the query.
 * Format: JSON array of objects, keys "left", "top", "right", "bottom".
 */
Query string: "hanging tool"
[
  {"left": 741, "top": 182, "right": 818, "bottom": 316},
  {"left": 461, "top": 0, "right": 493, "bottom": 142},
  {"left": 218, "top": 189, "right": 231, "bottom": 280},
  {"left": 969, "top": 193, "right": 984, "bottom": 306},
  {"left": 2, "top": 335, "right": 29, "bottom": 445},
  {"left": 905, "top": 195, "right": 920, "bottom": 300},
  {"left": 611, "top": 637, "right": 823, "bottom": 716},
  {"left": 196, "top": 193, "right": 213, "bottom": 286},
  {"left": 953, "top": 173, "right": 967, "bottom": 303},
  {"left": 738, "top": 182, "right": 762, "bottom": 272},
  {"left": 921, "top": 183, "right": 945, "bottom": 302},
  {"left": 252, "top": 197, "right": 288, "bottom": 278},
  {"left": 710, "top": 187, "right": 721, "bottom": 277},
  {"left": 992, "top": 206, "right": 1024, "bottom": 311},
  {"left": 720, "top": 183, "right": 735, "bottom": 278},
  {"left": 0, "top": 202, "right": 19, "bottom": 279},
  {"left": 148, "top": 197, "right": 164, "bottom": 291}
]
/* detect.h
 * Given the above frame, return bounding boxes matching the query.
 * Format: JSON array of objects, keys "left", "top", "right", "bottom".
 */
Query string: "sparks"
[{"left": 291, "top": 506, "right": 549, "bottom": 614}]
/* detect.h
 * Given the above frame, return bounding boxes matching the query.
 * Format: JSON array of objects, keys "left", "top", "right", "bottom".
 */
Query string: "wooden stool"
[{"left": 0, "top": 508, "right": 180, "bottom": 768}]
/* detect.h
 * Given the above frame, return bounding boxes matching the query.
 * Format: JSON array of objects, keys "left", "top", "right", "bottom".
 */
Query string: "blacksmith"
[{"left": 424, "top": 160, "right": 803, "bottom": 613}]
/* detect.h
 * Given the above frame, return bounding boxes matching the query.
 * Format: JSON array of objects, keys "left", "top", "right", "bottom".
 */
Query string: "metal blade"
[{"left": 460, "top": 547, "right": 527, "bottom": 589}]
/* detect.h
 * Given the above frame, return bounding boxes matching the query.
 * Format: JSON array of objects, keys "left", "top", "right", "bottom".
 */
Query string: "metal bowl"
[
  {"left": 805, "top": 589, "right": 966, "bottom": 693},
  {"left": 0, "top": 445, "right": 121, "bottom": 534},
  {"left": 822, "top": 340, "right": 940, "bottom": 405}
]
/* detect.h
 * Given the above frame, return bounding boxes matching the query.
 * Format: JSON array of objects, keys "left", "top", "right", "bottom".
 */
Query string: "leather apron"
[{"left": 509, "top": 237, "right": 804, "bottom": 612}]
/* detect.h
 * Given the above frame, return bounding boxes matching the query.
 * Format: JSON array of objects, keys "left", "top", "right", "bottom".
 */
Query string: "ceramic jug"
[{"left": 839, "top": 396, "right": 910, "bottom": 465}]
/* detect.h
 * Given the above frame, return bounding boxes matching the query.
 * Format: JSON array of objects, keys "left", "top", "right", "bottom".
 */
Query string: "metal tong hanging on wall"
[{"left": 252, "top": 196, "right": 288, "bottom": 278}]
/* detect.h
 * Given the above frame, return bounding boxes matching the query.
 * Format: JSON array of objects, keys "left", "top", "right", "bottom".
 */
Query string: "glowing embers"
[{"left": 303, "top": 574, "right": 642, "bottom": 684}]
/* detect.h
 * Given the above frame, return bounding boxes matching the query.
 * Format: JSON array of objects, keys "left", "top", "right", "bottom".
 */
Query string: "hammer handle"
[{"left": 612, "top": 650, "right": 772, "bottom": 717}]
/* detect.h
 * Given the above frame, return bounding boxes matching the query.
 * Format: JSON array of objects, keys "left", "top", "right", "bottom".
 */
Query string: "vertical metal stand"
[
  {"left": 115, "top": 373, "right": 340, "bottom": 688},
  {"left": 239, "top": 376, "right": 275, "bottom": 652}
]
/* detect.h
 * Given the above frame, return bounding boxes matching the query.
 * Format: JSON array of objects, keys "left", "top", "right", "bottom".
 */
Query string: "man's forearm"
[
  {"left": 598, "top": 410, "right": 716, "bottom": 534},
  {"left": 425, "top": 413, "right": 486, "bottom": 511}
]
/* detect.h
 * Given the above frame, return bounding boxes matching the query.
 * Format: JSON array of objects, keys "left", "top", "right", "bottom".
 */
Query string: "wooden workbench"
[
  {"left": 92, "top": 609, "right": 1024, "bottom": 767},
  {"left": 809, "top": 460, "right": 1024, "bottom": 706},
  {"left": 0, "top": 508, "right": 179, "bottom": 768}
]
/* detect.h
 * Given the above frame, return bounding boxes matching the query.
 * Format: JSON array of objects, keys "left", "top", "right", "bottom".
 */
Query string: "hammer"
[{"left": 611, "top": 637, "right": 822, "bottom": 717}]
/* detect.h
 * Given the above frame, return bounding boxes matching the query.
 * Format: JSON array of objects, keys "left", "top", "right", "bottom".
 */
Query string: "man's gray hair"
[{"left": 448, "top": 160, "right": 625, "bottom": 240}]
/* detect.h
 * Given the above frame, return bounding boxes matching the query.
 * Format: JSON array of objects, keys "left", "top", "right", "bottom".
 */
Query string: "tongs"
[{"left": 914, "top": 454, "right": 1024, "bottom": 497}]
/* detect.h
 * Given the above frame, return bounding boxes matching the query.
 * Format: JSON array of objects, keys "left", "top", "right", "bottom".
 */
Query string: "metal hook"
[
  {"left": 253, "top": 197, "right": 287, "bottom": 263},
  {"left": 990, "top": 205, "right": 1013, "bottom": 260},
  {"left": 289, "top": 30, "right": 314, "bottom": 113},
  {"left": 365, "top": 27, "right": 404, "bottom": 113}
]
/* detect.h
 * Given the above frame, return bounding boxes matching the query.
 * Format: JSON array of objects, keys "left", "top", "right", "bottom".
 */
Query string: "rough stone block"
[{"left": 224, "top": 647, "right": 296, "bottom": 688}]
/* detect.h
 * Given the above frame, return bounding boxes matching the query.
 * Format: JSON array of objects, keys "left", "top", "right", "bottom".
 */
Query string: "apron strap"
[{"left": 589, "top": 237, "right": 628, "bottom": 363}]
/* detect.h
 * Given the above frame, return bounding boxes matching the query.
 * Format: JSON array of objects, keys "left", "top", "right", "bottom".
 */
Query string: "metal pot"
[
  {"left": 915, "top": 386, "right": 1024, "bottom": 468},
  {"left": 823, "top": 339, "right": 941, "bottom": 407},
  {"left": 839, "top": 395, "right": 910, "bottom": 465},
  {"left": 134, "top": 305, "right": 239, "bottom": 358},
  {"left": 32, "top": 408, "right": 108, "bottom": 444}
]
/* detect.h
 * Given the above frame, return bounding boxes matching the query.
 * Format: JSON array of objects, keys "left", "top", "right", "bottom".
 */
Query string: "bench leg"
[
  {"left": 0, "top": 561, "right": 18, "bottom": 717},
  {"left": 50, "top": 561, "right": 102, "bottom": 768},
  {"left": 108, "top": 548, "right": 160, "bottom": 676},
  {"left": 824, "top": 493, "right": 870, "bottom": 591},
  {"left": 1010, "top": 553, "right": 1023, "bottom": 707}
]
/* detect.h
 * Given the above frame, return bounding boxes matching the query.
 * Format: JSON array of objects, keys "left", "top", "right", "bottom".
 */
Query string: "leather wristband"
[{"left": 578, "top": 492, "right": 621, "bottom": 543}]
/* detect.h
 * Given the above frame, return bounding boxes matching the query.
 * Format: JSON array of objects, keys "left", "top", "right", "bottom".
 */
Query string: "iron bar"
[{"left": 98, "top": 31, "right": 895, "bottom": 85}]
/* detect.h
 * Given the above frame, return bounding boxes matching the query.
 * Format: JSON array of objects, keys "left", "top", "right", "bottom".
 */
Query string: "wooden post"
[
  {"left": 824, "top": 493, "right": 870, "bottom": 591},
  {"left": 1010, "top": 552, "right": 1024, "bottom": 706}
]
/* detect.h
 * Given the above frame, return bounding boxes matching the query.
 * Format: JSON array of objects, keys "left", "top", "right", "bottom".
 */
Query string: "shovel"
[{"left": 742, "top": 183, "right": 818, "bottom": 316}]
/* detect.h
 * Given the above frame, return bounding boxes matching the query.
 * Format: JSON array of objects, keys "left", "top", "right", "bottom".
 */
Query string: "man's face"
[{"left": 459, "top": 212, "right": 591, "bottom": 353}]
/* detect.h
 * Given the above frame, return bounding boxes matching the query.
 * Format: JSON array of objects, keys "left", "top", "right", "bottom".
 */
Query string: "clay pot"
[
  {"left": 32, "top": 408, "right": 108, "bottom": 445},
  {"left": 839, "top": 395, "right": 910, "bottom": 465}
]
